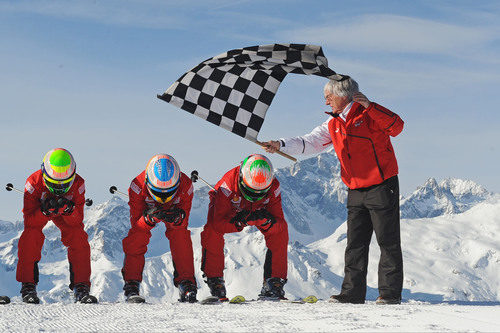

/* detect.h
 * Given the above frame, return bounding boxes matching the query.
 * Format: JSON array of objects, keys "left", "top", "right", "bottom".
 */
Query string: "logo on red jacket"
[
  {"left": 231, "top": 195, "right": 241, "bottom": 205},
  {"left": 25, "top": 181, "right": 35, "bottom": 194},
  {"left": 231, "top": 195, "right": 242, "bottom": 209}
]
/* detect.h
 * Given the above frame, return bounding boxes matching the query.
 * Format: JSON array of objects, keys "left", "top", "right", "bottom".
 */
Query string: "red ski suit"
[
  {"left": 121, "top": 171, "right": 196, "bottom": 286},
  {"left": 328, "top": 102, "right": 404, "bottom": 189},
  {"left": 200, "top": 166, "right": 288, "bottom": 280},
  {"left": 17, "top": 170, "right": 91, "bottom": 288}
]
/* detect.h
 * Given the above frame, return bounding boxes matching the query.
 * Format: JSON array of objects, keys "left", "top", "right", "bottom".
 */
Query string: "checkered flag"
[{"left": 157, "top": 43, "right": 344, "bottom": 142}]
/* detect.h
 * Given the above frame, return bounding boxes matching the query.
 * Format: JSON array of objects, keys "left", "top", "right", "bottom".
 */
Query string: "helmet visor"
[
  {"left": 147, "top": 186, "right": 178, "bottom": 204},
  {"left": 43, "top": 173, "right": 75, "bottom": 196},
  {"left": 239, "top": 179, "right": 269, "bottom": 202}
]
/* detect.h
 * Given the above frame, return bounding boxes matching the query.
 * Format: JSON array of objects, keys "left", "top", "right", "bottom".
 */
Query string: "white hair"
[{"left": 324, "top": 77, "right": 359, "bottom": 100}]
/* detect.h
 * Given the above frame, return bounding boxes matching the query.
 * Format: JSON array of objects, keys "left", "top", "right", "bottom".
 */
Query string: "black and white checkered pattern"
[{"left": 157, "top": 44, "right": 345, "bottom": 142}]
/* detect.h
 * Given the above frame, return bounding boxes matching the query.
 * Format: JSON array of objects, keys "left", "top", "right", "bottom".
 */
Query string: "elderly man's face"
[{"left": 325, "top": 92, "right": 350, "bottom": 114}]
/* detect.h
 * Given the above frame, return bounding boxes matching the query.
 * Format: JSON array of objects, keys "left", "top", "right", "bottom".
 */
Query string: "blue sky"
[{"left": 1, "top": 0, "right": 499, "bottom": 221}]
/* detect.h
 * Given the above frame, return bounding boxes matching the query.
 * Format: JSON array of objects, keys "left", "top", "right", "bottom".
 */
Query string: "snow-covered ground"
[{"left": 1, "top": 301, "right": 499, "bottom": 332}]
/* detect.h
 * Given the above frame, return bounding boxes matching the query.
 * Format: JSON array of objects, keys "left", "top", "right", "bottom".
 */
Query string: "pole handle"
[
  {"left": 109, "top": 186, "right": 129, "bottom": 198},
  {"left": 190, "top": 171, "right": 199, "bottom": 183},
  {"left": 255, "top": 140, "right": 297, "bottom": 162},
  {"left": 5, "top": 183, "right": 24, "bottom": 194},
  {"left": 190, "top": 170, "right": 216, "bottom": 191}
]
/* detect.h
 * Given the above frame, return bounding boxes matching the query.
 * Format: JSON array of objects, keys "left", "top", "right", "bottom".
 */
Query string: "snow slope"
[{"left": 1, "top": 302, "right": 499, "bottom": 332}]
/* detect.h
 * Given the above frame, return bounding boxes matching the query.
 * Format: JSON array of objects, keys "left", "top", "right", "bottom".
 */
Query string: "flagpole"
[{"left": 255, "top": 140, "right": 297, "bottom": 162}]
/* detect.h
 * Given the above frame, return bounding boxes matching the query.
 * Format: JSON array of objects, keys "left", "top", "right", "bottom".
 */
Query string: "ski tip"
[
  {"left": 200, "top": 296, "right": 221, "bottom": 305},
  {"left": 229, "top": 295, "right": 246, "bottom": 304},
  {"left": 303, "top": 295, "right": 318, "bottom": 303}
]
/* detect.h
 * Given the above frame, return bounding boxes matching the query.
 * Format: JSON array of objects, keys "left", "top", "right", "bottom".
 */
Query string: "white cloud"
[{"left": 277, "top": 14, "right": 498, "bottom": 58}]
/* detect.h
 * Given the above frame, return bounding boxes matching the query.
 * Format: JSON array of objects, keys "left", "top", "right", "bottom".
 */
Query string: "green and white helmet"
[
  {"left": 238, "top": 154, "right": 274, "bottom": 202},
  {"left": 41, "top": 148, "right": 76, "bottom": 196}
]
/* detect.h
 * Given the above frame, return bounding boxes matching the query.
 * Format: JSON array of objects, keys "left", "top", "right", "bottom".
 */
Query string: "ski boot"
[
  {"left": 205, "top": 277, "right": 228, "bottom": 301},
  {"left": 178, "top": 280, "right": 197, "bottom": 303},
  {"left": 0, "top": 296, "right": 10, "bottom": 304},
  {"left": 375, "top": 296, "right": 401, "bottom": 305},
  {"left": 258, "top": 277, "right": 287, "bottom": 300},
  {"left": 124, "top": 280, "right": 145, "bottom": 303},
  {"left": 74, "top": 283, "right": 98, "bottom": 304},
  {"left": 21, "top": 282, "right": 40, "bottom": 304}
]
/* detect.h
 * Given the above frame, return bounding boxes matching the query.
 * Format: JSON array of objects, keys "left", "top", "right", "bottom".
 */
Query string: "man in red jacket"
[
  {"left": 263, "top": 77, "right": 404, "bottom": 304},
  {"left": 17, "top": 148, "right": 97, "bottom": 304},
  {"left": 121, "top": 154, "right": 197, "bottom": 303},
  {"left": 200, "top": 154, "right": 288, "bottom": 300}
]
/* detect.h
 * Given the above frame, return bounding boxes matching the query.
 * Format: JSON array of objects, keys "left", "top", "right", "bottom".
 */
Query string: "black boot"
[
  {"left": 0, "top": 296, "right": 10, "bottom": 304},
  {"left": 178, "top": 280, "right": 197, "bottom": 303},
  {"left": 205, "top": 277, "right": 227, "bottom": 300},
  {"left": 375, "top": 296, "right": 401, "bottom": 305},
  {"left": 329, "top": 294, "right": 365, "bottom": 304},
  {"left": 21, "top": 283, "right": 40, "bottom": 304},
  {"left": 259, "top": 277, "right": 287, "bottom": 300},
  {"left": 124, "top": 280, "right": 145, "bottom": 303},
  {"left": 73, "top": 283, "right": 98, "bottom": 304}
]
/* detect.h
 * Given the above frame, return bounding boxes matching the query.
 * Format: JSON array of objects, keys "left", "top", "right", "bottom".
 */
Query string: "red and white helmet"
[
  {"left": 145, "top": 154, "right": 181, "bottom": 204},
  {"left": 238, "top": 154, "right": 274, "bottom": 202}
]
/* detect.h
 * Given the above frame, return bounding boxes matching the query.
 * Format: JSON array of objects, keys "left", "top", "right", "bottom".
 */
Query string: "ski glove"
[
  {"left": 247, "top": 209, "right": 276, "bottom": 232},
  {"left": 41, "top": 197, "right": 76, "bottom": 217},
  {"left": 144, "top": 207, "right": 186, "bottom": 226},
  {"left": 40, "top": 198, "right": 60, "bottom": 217},
  {"left": 161, "top": 208, "right": 186, "bottom": 226},
  {"left": 229, "top": 210, "right": 251, "bottom": 231},
  {"left": 57, "top": 197, "right": 75, "bottom": 216}
]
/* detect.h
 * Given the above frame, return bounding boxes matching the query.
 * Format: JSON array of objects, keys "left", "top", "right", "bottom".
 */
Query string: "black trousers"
[{"left": 340, "top": 175, "right": 403, "bottom": 300}]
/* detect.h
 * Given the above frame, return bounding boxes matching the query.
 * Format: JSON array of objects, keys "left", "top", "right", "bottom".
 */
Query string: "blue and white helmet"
[{"left": 145, "top": 154, "right": 180, "bottom": 204}]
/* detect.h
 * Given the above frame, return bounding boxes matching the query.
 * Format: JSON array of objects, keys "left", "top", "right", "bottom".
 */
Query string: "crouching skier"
[
  {"left": 16, "top": 148, "right": 97, "bottom": 304},
  {"left": 200, "top": 154, "right": 289, "bottom": 301},
  {"left": 122, "top": 154, "right": 197, "bottom": 303}
]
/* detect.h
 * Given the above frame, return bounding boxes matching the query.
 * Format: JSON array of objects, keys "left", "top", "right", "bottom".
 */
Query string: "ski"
[
  {"left": 228, "top": 295, "right": 318, "bottom": 304},
  {"left": 126, "top": 295, "right": 146, "bottom": 304},
  {"left": 281, "top": 295, "right": 318, "bottom": 304},
  {"left": 200, "top": 296, "right": 229, "bottom": 305},
  {"left": 229, "top": 295, "right": 246, "bottom": 304}
]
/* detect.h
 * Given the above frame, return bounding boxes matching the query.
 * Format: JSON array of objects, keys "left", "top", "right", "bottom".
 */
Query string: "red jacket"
[
  {"left": 328, "top": 102, "right": 404, "bottom": 189},
  {"left": 128, "top": 171, "right": 193, "bottom": 230},
  {"left": 208, "top": 166, "right": 286, "bottom": 228},
  {"left": 23, "top": 169, "right": 86, "bottom": 226}
]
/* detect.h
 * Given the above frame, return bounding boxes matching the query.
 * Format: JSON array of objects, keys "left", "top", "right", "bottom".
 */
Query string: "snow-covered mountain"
[
  {"left": 0, "top": 152, "right": 498, "bottom": 304},
  {"left": 400, "top": 177, "right": 492, "bottom": 218}
]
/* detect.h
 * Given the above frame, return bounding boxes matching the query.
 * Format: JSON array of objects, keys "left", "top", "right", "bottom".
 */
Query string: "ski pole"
[
  {"left": 5, "top": 183, "right": 23, "bottom": 194},
  {"left": 190, "top": 171, "right": 216, "bottom": 191},
  {"left": 109, "top": 186, "right": 129, "bottom": 198},
  {"left": 6, "top": 183, "right": 93, "bottom": 206}
]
